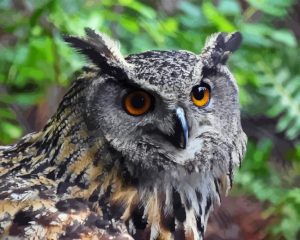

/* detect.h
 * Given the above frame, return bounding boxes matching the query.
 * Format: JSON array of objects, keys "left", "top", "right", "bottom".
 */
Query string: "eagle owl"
[{"left": 0, "top": 28, "right": 247, "bottom": 240}]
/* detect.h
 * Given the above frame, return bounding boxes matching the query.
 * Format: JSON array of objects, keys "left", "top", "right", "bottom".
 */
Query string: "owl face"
[{"left": 65, "top": 29, "right": 247, "bottom": 179}]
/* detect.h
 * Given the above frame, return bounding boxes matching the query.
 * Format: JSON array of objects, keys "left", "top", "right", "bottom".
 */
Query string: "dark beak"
[{"left": 171, "top": 107, "right": 189, "bottom": 149}]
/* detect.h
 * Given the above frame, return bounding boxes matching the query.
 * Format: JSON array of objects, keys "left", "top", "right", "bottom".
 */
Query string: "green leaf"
[
  {"left": 0, "top": 108, "right": 15, "bottom": 120},
  {"left": 247, "top": 0, "right": 294, "bottom": 17},
  {"left": 120, "top": 16, "right": 140, "bottom": 33},
  {"left": 270, "top": 30, "right": 297, "bottom": 47},
  {"left": 218, "top": 0, "right": 241, "bottom": 15},
  {"left": 0, "top": 121, "right": 22, "bottom": 140},
  {"left": 0, "top": 92, "right": 41, "bottom": 106},
  {"left": 179, "top": 1, "right": 202, "bottom": 18},
  {"left": 202, "top": 2, "right": 236, "bottom": 31},
  {"left": 241, "top": 23, "right": 273, "bottom": 47},
  {"left": 122, "top": 0, "right": 156, "bottom": 19},
  {"left": 277, "top": 111, "right": 295, "bottom": 132}
]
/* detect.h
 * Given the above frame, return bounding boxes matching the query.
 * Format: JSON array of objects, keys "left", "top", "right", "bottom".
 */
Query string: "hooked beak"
[{"left": 171, "top": 107, "right": 189, "bottom": 149}]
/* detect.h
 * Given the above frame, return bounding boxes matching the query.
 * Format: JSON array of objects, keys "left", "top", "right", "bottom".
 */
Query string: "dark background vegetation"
[{"left": 0, "top": 0, "right": 300, "bottom": 239}]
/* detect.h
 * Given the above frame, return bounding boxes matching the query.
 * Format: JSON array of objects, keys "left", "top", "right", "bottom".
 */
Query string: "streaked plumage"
[{"left": 0, "top": 29, "right": 247, "bottom": 240}]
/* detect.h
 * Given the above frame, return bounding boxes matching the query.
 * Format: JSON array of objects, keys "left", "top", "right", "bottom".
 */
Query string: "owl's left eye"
[
  {"left": 123, "top": 90, "right": 153, "bottom": 116},
  {"left": 191, "top": 83, "right": 211, "bottom": 107}
]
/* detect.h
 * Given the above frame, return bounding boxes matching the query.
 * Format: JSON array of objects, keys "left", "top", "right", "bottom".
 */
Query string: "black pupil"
[
  {"left": 193, "top": 85, "right": 206, "bottom": 100},
  {"left": 131, "top": 94, "right": 145, "bottom": 108}
]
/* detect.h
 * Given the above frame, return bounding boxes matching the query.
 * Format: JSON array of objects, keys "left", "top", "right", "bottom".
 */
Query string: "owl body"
[{"left": 0, "top": 29, "right": 247, "bottom": 240}]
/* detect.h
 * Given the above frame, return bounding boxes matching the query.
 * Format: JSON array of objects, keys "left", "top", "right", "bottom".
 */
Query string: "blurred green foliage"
[
  {"left": 0, "top": 0, "right": 299, "bottom": 239},
  {"left": 235, "top": 139, "right": 300, "bottom": 239}
]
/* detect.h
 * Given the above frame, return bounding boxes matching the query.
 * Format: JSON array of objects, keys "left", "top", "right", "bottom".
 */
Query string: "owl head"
[{"left": 64, "top": 28, "right": 247, "bottom": 186}]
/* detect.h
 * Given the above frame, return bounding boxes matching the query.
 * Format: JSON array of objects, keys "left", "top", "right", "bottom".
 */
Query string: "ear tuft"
[
  {"left": 63, "top": 28, "right": 129, "bottom": 77},
  {"left": 223, "top": 32, "right": 242, "bottom": 53},
  {"left": 201, "top": 31, "right": 242, "bottom": 65},
  {"left": 84, "top": 28, "right": 126, "bottom": 65}
]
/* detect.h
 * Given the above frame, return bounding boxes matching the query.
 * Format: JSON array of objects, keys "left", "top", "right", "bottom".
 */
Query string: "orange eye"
[
  {"left": 123, "top": 90, "right": 153, "bottom": 116},
  {"left": 191, "top": 83, "right": 210, "bottom": 107}
]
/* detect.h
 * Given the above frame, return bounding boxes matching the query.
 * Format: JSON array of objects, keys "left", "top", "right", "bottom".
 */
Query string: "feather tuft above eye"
[
  {"left": 84, "top": 28, "right": 125, "bottom": 64},
  {"left": 200, "top": 31, "right": 242, "bottom": 66},
  {"left": 63, "top": 28, "right": 130, "bottom": 78}
]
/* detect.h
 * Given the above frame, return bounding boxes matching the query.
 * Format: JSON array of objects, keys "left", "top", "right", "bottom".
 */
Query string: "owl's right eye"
[
  {"left": 123, "top": 90, "right": 153, "bottom": 116},
  {"left": 191, "top": 83, "right": 211, "bottom": 108}
]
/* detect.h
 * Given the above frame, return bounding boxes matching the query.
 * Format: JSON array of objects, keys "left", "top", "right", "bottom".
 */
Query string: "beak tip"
[{"left": 179, "top": 142, "right": 187, "bottom": 149}]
